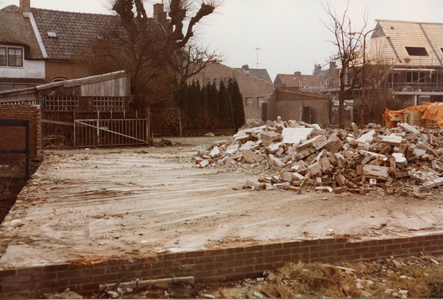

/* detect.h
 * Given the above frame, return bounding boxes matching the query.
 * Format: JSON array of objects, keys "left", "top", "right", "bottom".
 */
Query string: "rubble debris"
[{"left": 194, "top": 117, "right": 443, "bottom": 195}]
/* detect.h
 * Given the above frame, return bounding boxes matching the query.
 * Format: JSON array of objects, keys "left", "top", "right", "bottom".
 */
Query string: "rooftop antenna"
[{"left": 255, "top": 47, "right": 261, "bottom": 69}]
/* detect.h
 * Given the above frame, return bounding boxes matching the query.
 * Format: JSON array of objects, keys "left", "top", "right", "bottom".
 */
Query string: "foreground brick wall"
[
  {"left": 0, "top": 105, "right": 41, "bottom": 159},
  {"left": 1, "top": 234, "right": 442, "bottom": 297}
]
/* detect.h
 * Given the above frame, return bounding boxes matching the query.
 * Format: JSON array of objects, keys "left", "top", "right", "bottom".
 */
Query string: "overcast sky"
[{"left": 1, "top": 0, "right": 443, "bottom": 80}]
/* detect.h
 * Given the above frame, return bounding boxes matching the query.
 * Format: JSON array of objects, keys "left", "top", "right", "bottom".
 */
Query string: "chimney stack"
[
  {"left": 20, "top": 0, "right": 31, "bottom": 13},
  {"left": 329, "top": 61, "right": 336, "bottom": 70},
  {"left": 294, "top": 71, "right": 301, "bottom": 78},
  {"left": 153, "top": 3, "right": 165, "bottom": 22}
]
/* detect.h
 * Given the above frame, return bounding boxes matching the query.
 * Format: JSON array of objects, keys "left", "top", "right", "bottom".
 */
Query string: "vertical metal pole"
[
  {"left": 178, "top": 108, "right": 183, "bottom": 137},
  {"left": 97, "top": 110, "right": 100, "bottom": 147},
  {"left": 25, "top": 120, "right": 30, "bottom": 179},
  {"left": 73, "top": 111, "right": 76, "bottom": 148}
]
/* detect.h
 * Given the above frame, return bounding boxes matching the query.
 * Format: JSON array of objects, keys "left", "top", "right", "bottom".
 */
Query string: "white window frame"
[
  {"left": 245, "top": 97, "right": 253, "bottom": 107},
  {"left": 0, "top": 45, "right": 24, "bottom": 67},
  {"left": 258, "top": 97, "right": 265, "bottom": 107}
]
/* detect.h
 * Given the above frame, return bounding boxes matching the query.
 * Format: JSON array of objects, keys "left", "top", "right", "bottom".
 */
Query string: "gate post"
[{"left": 97, "top": 111, "right": 100, "bottom": 147}]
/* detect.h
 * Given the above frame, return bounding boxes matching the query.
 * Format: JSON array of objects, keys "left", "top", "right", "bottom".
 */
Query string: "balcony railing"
[{"left": 388, "top": 82, "right": 443, "bottom": 92}]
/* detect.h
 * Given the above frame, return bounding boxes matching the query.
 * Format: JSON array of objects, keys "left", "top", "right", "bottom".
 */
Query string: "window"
[
  {"left": 0, "top": 47, "right": 6, "bottom": 66},
  {"left": 47, "top": 31, "right": 57, "bottom": 38},
  {"left": 0, "top": 46, "right": 23, "bottom": 67},
  {"left": 407, "top": 72, "right": 426, "bottom": 83},
  {"left": 204, "top": 79, "right": 211, "bottom": 86},
  {"left": 405, "top": 47, "right": 428, "bottom": 56},
  {"left": 245, "top": 97, "right": 253, "bottom": 107},
  {"left": 258, "top": 97, "right": 265, "bottom": 107}
]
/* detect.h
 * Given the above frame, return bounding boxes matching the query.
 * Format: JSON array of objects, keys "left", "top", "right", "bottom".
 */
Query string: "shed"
[{"left": 266, "top": 88, "right": 331, "bottom": 125}]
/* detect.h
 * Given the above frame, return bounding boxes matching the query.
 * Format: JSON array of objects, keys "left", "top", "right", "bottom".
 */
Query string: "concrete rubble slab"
[{"left": 281, "top": 127, "right": 314, "bottom": 145}]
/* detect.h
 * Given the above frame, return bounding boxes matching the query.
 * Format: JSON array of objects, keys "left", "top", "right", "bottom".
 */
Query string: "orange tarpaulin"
[{"left": 383, "top": 103, "right": 443, "bottom": 128}]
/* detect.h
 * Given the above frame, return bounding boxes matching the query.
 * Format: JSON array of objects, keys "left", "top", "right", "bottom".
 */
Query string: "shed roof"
[{"left": 234, "top": 66, "right": 272, "bottom": 83}]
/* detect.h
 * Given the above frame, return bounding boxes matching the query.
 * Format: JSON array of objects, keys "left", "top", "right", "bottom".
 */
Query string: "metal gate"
[{"left": 74, "top": 118, "right": 149, "bottom": 148}]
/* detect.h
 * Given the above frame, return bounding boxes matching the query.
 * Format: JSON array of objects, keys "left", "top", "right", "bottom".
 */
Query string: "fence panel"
[{"left": 74, "top": 119, "right": 149, "bottom": 148}]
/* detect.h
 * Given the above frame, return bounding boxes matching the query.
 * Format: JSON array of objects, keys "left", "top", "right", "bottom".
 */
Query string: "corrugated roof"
[
  {"left": 373, "top": 20, "right": 443, "bottom": 66},
  {"left": 0, "top": 5, "right": 44, "bottom": 59}
]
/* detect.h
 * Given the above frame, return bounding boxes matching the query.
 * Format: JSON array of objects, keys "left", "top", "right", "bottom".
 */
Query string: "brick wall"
[
  {"left": 1, "top": 234, "right": 442, "bottom": 298},
  {"left": 0, "top": 105, "right": 41, "bottom": 159},
  {"left": 45, "top": 61, "right": 90, "bottom": 82}
]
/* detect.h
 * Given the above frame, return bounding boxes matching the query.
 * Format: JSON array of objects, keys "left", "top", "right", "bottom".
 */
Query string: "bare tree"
[
  {"left": 355, "top": 37, "right": 397, "bottom": 125},
  {"left": 323, "top": 1, "right": 367, "bottom": 128}
]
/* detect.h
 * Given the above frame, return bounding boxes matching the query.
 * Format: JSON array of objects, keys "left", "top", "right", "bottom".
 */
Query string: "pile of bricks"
[{"left": 194, "top": 119, "right": 443, "bottom": 195}]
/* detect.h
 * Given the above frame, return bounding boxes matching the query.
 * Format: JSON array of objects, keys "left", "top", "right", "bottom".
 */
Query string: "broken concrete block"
[
  {"left": 324, "top": 135, "right": 344, "bottom": 153},
  {"left": 312, "top": 135, "right": 328, "bottom": 151},
  {"left": 360, "top": 150, "right": 388, "bottom": 161},
  {"left": 268, "top": 154, "right": 285, "bottom": 168},
  {"left": 225, "top": 144, "right": 239, "bottom": 155},
  {"left": 398, "top": 122, "right": 420, "bottom": 134},
  {"left": 240, "top": 141, "right": 257, "bottom": 151},
  {"left": 199, "top": 160, "right": 210, "bottom": 168},
  {"left": 260, "top": 131, "right": 281, "bottom": 145},
  {"left": 267, "top": 143, "right": 282, "bottom": 154},
  {"left": 274, "top": 182, "right": 291, "bottom": 189},
  {"left": 309, "top": 163, "right": 323, "bottom": 178},
  {"left": 292, "top": 146, "right": 317, "bottom": 161},
  {"left": 381, "top": 135, "right": 403, "bottom": 147},
  {"left": 315, "top": 186, "right": 333, "bottom": 193},
  {"left": 336, "top": 174, "right": 347, "bottom": 186},
  {"left": 392, "top": 153, "right": 407, "bottom": 163},
  {"left": 281, "top": 127, "right": 314, "bottom": 145},
  {"left": 356, "top": 130, "right": 376, "bottom": 144},
  {"left": 281, "top": 172, "right": 293, "bottom": 182},
  {"left": 242, "top": 149, "right": 264, "bottom": 164},
  {"left": 210, "top": 146, "right": 221, "bottom": 158},
  {"left": 422, "top": 177, "right": 443, "bottom": 189},
  {"left": 413, "top": 148, "right": 427, "bottom": 157},
  {"left": 363, "top": 165, "right": 390, "bottom": 180},
  {"left": 320, "top": 157, "right": 333, "bottom": 175},
  {"left": 292, "top": 172, "right": 305, "bottom": 181},
  {"left": 233, "top": 131, "right": 250, "bottom": 141}
]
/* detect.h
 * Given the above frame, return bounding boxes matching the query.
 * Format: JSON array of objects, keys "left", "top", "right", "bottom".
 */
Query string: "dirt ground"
[{"left": 1, "top": 136, "right": 443, "bottom": 269}]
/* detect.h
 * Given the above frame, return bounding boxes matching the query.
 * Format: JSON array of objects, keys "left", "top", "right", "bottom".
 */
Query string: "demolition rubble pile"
[{"left": 194, "top": 119, "right": 443, "bottom": 195}]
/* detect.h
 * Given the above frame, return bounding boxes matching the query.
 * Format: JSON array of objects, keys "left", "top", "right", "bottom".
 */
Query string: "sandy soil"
[{"left": 1, "top": 136, "right": 443, "bottom": 269}]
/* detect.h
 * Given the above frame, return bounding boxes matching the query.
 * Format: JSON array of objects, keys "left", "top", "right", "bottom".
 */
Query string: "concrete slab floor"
[{"left": 1, "top": 138, "right": 443, "bottom": 269}]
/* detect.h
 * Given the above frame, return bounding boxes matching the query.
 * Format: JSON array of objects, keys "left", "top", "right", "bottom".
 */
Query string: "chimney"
[
  {"left": 153, "top": 3, "right": 165, "bottom": 22},
  {"left": 329, "top": 61, "right": 336, "bottom": 70},
  {"left": 242, "top": 64, "right": 249, "bottom": 72},
  {"left": 20, "top": 0, "right": 31, "bottom": 13},
  {"left": 294, "top": 71, "right": 302, "bottom": 78}
]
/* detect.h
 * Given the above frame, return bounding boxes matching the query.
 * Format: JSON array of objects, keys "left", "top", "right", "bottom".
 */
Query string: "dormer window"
[
  {"left": 0, "top": 46, "right": 23, "bottom": 67},
  {"left": 405, "top": 46, "right": 428, "bottom": 56},
  {"left": 47, "top": 31, "right": 57, "bottom": 38}
]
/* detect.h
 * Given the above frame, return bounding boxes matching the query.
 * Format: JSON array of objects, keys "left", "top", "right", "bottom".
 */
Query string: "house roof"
[
  {"left": 0, "top": 5, "right": 44, "bottom": 59},
  {"left": 0, "top": 4, "right": 163, "bottom": 61},
  {"left": 31, "top": 8, "right": 126, "bottom": 61},
  {"left": 369, "top": 20, "right": 443, "bottom": 66},
  {"left": 274, "top": 74, "right": 320, "bottom": 89},
  {"left": 234, "top": 65, "right": 272, "bottom": 83}
]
